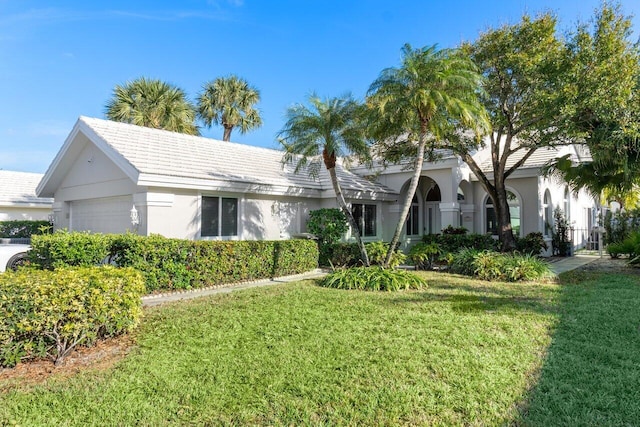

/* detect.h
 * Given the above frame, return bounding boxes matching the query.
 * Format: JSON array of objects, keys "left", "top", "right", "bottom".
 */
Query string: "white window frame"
[
  {"left": 199, "top": 194, "right": 242, "bottom": 240},
  {"left": 350, "top": 202, "right": 380, "bottom": 240}
]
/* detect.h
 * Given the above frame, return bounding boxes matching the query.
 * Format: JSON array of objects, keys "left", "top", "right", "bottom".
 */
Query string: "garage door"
[{"left": 70, "top": 196, "right": 133, "bottom": 234}]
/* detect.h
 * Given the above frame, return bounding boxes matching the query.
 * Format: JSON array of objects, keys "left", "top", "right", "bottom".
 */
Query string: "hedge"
[
  {"left": 0, "top": 266, "right": 144, "bottom": 367},
  {"left": 29, "top": 232, "right": 319, "bottom": 293},
  {"left": 0, "top": 220, "right": 51, "bottom": 238}
]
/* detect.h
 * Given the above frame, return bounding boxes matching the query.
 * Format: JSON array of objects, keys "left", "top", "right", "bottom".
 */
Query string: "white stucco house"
[
  {"left": 0, "top": 170, "right": 53, "bottom": 221},
  {"left": 36, "top": 117, "right": 599, "bottom": 253}
]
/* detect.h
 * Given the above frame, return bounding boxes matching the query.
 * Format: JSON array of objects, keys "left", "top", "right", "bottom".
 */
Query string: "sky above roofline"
[{"left": 1, "top": 0, "right": 638, "bottom": 173}]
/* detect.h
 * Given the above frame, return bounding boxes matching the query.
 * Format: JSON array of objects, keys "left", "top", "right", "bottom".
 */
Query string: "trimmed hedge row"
[
  {"left": 0, "top": 220, "right": 51, "bottom": 238},
  {"left": 0, "top": 266, "right": 144, "bottom": 367},
  {"left": 30, "top": 231, "right": 319, "bottom": 292}
]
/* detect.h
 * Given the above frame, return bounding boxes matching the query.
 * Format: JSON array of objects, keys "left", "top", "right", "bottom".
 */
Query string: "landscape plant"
[
  {"left": 408, "top": 241, "right": 442, "bottom": 270},
  {"left": 0, "top": 266, "right": 144, "bottom": 367},
  {"left": 551, "top": 207, "right": 571, "bottom": 256},
  {"left": 320, "top": 266, "right": 426, "bottom": 291},
  {"left": 279, "top": 94, "right": 371, "bottom": 266}
]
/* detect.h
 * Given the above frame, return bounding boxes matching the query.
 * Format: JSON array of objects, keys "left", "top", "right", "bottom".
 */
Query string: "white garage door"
[{"left": 70, "top": 196, "right": 133, "bottom": 233}]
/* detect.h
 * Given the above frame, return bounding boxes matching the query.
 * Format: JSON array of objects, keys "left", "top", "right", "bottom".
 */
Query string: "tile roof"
[
  {"left": 80, "top": 117, "right": 396, "bottom": 197},
  {"left": 478, "top": 145, "right": 577, "bottom": 172},
  {"left": 0, "top": 170, "right": 52, "bottom": 205}
]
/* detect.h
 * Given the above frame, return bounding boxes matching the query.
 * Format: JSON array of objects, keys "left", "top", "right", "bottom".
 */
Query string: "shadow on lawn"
[{"left": 514, "top": 271, "right": 640, "bottom": 426}]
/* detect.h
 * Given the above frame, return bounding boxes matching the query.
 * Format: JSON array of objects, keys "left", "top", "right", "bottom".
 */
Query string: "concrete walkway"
[
  {"left": 548, "top": 254, "right": 599, "bottom": 275},
  {"left": 142, "top": 269, "right": 328, "bottom": 307}
]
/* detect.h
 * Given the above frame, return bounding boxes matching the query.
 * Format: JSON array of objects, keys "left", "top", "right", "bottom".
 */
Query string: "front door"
[{"left": 425, "top": 202, "right": 441, "bottom": 235}]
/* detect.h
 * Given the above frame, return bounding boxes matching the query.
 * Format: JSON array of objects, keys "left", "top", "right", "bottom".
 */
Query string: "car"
[{"left": 0, "top": 244, "right": 31, "bottom": 272}]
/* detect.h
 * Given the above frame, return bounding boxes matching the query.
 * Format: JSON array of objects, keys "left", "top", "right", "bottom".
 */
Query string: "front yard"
[{"left": 1, "top": 269, "right": 638, "bottom": 425}]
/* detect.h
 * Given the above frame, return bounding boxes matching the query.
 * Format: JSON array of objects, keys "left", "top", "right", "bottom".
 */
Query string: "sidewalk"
[
  {"left": 548, "top": 254, "right": 599, "bottom": 275},
  {"left": 142, "top": 269, "right": 328, "bottom": 307}
]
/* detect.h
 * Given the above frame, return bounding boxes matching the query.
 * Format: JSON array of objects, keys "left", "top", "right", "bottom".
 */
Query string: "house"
[
  {"left": 37, "top": 117, "right": 599, "bottom": 254},
  {"left": 36, "top": 117, "right": 398, "bottom": 240},
  {"left": 0, "top": 170, "right": 53, "bottom": 221}
]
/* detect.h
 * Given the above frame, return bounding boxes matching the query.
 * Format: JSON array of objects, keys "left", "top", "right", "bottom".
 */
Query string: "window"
[
  {"left": 406, "top": 195, "right": 419, "bottom": 236},
  {"left": 543, "top": 190, "right": 553, "bottom": 237},
  {"left": 352, "top": 203, "right": 377, "bottom": 237},
  {"left": 485, "top": 191, "right": 520, "bottom": 236},
  {"left": 201, "top": 196, "right": 238, "bottom": 237}
]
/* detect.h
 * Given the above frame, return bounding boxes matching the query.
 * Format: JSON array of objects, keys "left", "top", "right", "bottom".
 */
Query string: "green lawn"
[{"left": 1, "top": 270, "right": 638, "bottom": 425}]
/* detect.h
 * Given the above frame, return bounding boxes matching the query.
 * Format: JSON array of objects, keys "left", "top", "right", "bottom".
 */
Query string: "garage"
[{"left": 70, "top": 196, "right": 133, "bottom": 234}]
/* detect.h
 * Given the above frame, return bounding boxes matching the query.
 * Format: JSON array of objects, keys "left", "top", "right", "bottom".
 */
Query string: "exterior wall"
[
  {"left": 52, "top": 140, "right": 139, "bottom": 231},
  {"left": 0, "top": 206, "right": 51, "bottom": 221},
  {"left": 139, "top": 188, "right": 323, "bottom": 240}
]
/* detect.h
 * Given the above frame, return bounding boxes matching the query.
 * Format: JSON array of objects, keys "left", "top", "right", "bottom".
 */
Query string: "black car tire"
[{"left": 6, "top": 252, "right": 28, "bottom": 271}]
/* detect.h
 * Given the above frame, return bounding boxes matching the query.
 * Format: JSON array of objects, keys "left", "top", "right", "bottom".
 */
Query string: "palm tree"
[
  {"left": 197, "top": 75, "right": 262, "bottom": 142},
  {"left": 105, "top": 77, "right": 199, "bottom": 135},
  {"left": 367, "top": 44, "right": 488, "bottom": 267},
  {"left": 278, "top": 94, "right": 371, "bottom": 266}
]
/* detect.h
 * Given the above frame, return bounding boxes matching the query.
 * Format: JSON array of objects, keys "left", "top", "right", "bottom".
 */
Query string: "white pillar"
[{"left": 439, "top": 202, "right": 460, "bottom": 229}]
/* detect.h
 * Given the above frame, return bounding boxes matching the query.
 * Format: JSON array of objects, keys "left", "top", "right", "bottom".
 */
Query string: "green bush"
[
  {"left": 319, "top": 242, "right": 361, "bottom": 267},
  {"left": 603, "top": 208, "right": 640, "bottom": 245},
  {"left": 307, "top": 208, "right": 348, "bottom": 245},
  {"left": 552, "top": 207, "right": 571, "bottom": 256},
  {"left": 0, "top": 220, "right": 51, "bottom": 238},
  {"left": 449, "top": 248, "right": 482, "bottom": 276},
  {"left": 30, "top": 230, "right": 112, "bottom": 270},
  {"left": 515, "top": 232, "right": 549, "bottom": 255},
  {"left": 423, "top": 233, "right": 499, "bottom": 254},
  {"left": 408, "top": 242, "right": 442, "bottom": 270},
  {"left": 27, "top": 231, "right": 319, "bottom": 293},
  {"left": 320, "top": 266, "right": 427, "bottom": 291},
  {"left": 0, "top": 266, "right": 144, "bottom": 367},
  {"left": 110, "top": 234, "right": 319, "bottom": 292},
  {"left": 365, "top": 241, "right": 406, "bottom": 268},
  {"left": 450, "top": 250, "right": 552, "bottom": 282}
]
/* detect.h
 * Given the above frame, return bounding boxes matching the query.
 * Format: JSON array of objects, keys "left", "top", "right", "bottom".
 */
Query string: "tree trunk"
[
  {"left": 323, "top": 148, "right": 370, "bottom": 267},
  {"left": 383, "top": 130, "right": 427, "bottom": 267},
  {"left": 494, "top": 176, "right": 516, "bottom": 251},
  {"left": 223, "top": 125, "right": 233, "bottom": 142}
]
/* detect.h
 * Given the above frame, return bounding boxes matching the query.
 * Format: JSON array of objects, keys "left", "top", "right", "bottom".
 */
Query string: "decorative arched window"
[{"left": 485, "top": 190, "right": 521, "bottom": 236}]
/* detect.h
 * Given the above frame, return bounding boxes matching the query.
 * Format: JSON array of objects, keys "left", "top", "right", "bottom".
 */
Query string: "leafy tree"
[
  {"left": 367, "top": 44, "right": 488, "bottom": 266},
  {"left": 455, "top": 14, "right": 568, "bottom": 251},
  {"left": 105, "top": 77, "right": 199, "bottom": 135},
  {"left": 279, "top": 94, "right": 371, "bottom": 266},
  {"left": 548, "top": 3, "right": 640, "bottom": 202},
  {"left": 197, "top": 75, "right": 262, "bottom": 142}
]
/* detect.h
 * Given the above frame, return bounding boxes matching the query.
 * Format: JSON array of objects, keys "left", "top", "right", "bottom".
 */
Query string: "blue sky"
[{"left": 1, "top": 0, "right": 639, "bottom": 173}]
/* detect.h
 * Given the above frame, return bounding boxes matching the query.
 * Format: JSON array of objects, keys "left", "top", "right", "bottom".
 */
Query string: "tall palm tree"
[
  {"left": 197, "top": 75, "right": 262, "bottom": 142},
  {"left": 279, "top": 94, "right": 371, "bottom": 266},
  {"left": 367, "top": 44, "right": 488, "bottom": 267},
  {"left": 105, "top": 77, "right": 199, "bottom": 135}
]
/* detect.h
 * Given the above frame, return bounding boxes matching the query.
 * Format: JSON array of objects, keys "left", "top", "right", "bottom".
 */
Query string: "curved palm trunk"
[
  {"left": 223, "top": 125, "right": 233, "bottom": 142},
  {"left": 323, "top": 149, "right": 370, "bottom": 267},
  {"left": 384, "top": 130, "right": 427, "bottom": 267}
]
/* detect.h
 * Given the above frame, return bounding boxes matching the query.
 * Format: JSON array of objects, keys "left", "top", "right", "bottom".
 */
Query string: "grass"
[{"left": 0, "top": 270, "right": 638, "bottom": 425}]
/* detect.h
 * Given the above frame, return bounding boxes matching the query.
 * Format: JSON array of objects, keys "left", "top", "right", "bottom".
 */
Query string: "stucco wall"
[{"left": 0, "top": 206, "right": 51, "bottom": 221}]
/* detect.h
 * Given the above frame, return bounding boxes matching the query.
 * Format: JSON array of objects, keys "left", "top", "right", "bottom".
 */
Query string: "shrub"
[
  {"left": 408, "top": 242, "right": 442, "bottom": 270},
  {"left": 320, "top": 266, "right": 427, "bottom": 291},
  {"left": 28, "top": 231, "right": 319, "bottom": 293},
  {"left": 0, "top": 220, "right": 51, "bottom": 238},
  {"left": 551, "top": 207, "right": 571, "bottom": 256},
  {"left": 30, "top": 230, "right": 112, "bottom": 270},
  {"left": 319, "top": 242, "right": 360, "bottom": 267},
  {"left": 515, "top": 232, "right": 548, "bottom": 255},
  {"left": 365, "top": 241, "right": 406, "bottom": 268},
  {"left": 423, "top": 233, "right": 499, "bottom": 254},
  {"left": 603, "top": 208, "right": 640, "bottom": 245},
  {"left": 442, "top": 225, "right": 468, "bottom": 235},
  {"left": 307, "top": 208, "right": 348, "bottom": 245},
  {"left": 449, "top": 248, "right": 482, "bottom": 276},
  {"left": 450, "top": 250, "right": 552, "bottom": 282},
  {"left": 0, "top": 266, "right": 144, "bottom": 367}
]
